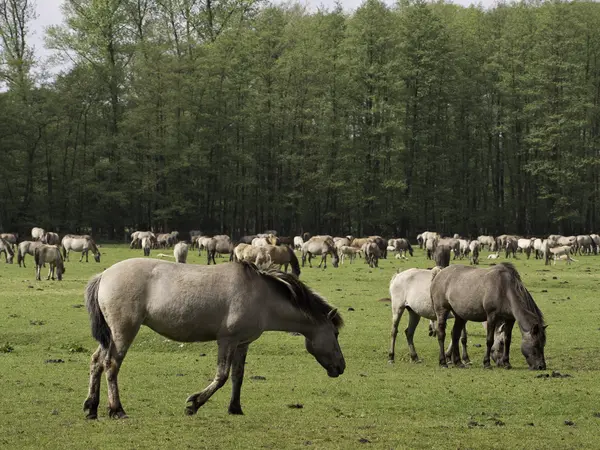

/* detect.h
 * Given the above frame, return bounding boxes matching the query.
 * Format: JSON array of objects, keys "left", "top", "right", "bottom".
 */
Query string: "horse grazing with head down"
[
  {"left": 431, "top": 263, "right": 546, "bottom": 370},
  {"left": 83, "top": 259, "right": 345, "bottom": 419},
  {"left": 302, "top": 236, "right": 339, "bottom": 269},
  {"left": 0, "top": 238, "right": 14, "bottom": 263},
  {"left": 34, "top": 244, "right": 65, "bottom": 281},
  {"left": 62, "top": 235, "right": 101, "bottom": 262}
]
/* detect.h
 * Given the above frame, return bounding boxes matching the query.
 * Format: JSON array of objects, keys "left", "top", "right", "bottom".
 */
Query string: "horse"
[
  {"left": 263, "top": 245, "right": 301, "bottom": 276},
  {"left": 196, "top": 236, "right": 212, "bottom": 256},
  {"left": 130, "top": 231, "right": 156, "bottom": 249},
  {"left": 0, "top": 232, "right": 18, "bottom": 249},
  {"left": 469, "top": 240, "right": 480, "bottom": 265},
  {"left": 302, "top": 237, "right": 339, "bottom": 269},
  {"left": 239, "top": 235, "right": 257, "bottom": 245},
  {"left": 207, "top": 236, "right": 234, "bottom": 265},
  {"left": 0, "top": 238, "right": 14, "bottom": 263},
  {"left": 293, "top": 236, "right": 304, "bottom": 250},
  {"left": 174, "top": 242, "right": 188, "bottom": 263},
  {"left": 34, "top": 244, "right": 65, "bottom": 281},
  {"left": 550, "top": 246, "right": 575, "bottom": 264},
  {"left": 31, "top": 227, "right": 45, "bottom": 241},
  {"left": 517, "top": 238, "right": 534, "bottom": 259},
  {"left": 142, "top": 237, "right": 151, "bottom": 256},
  {"left": 82, "top": 259, "right": 345, "bottom": 419},
  {"left": 477, "top": 235, "right": 495, "bottom": 251},
  {"left": 458, "top": 239, "right": 470, "bottom": 259},
  {"left": 431, "top": 262, "right": 546, "bottom": 370},
  {"left": 387, "top": 267, "right": 495, "bottom": 364},
  {"left": 505, "top": 236, "right": 518, "bottom": 258},
  {"left": 393, "top": 238, "right": 413, "bottom": 259},
  {"left": 62, "top": 235, "right": 101, "bottom": 262},
  {"left": 439, "top": 238, "right": 460, "bottom": 259},
  {"left": 42, "top": 232, "right": 60, "bottom": 245},
  {"left": 425, "top": 237, "right": 438, "bottom": 260},
  {"left": 189, "top": 230, "right": 203, "bottom": 244},
  {"left": 365, "top": 242, "right": 381, "bottom": 268},
  {"left": 17, "top": 241, "right": 42, "bottom": 267},
  {"left": 576, "top": 235, "right": 596, "bottom": 255},
  {"left": 433, "top": 244, "right": 451, "bottom": 268},
  {"left": 339, "top": 245, "right": 361, "bottom": 264}
]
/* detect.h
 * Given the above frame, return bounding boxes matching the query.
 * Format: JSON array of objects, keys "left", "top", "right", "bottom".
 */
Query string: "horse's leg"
[
  {"left": 460, "top": 325, "right": 470, "bottom": 365},
  {"left": 86, "top": 249, "right": 89, "bottom": 262},
  {"left": 83, "top": 346, "right": 106, "bottom": 419},
  {"left": 47, "top": 264, "right": 53, "bottom": 280},
  {"left": 301, "top": 252, "right": 306, "bottom": 267},
  {"left": 186, "top": 339, "right": 236, "bottom": 415},
  {"left": 35, "top": 264, "right": 40, "bottom": 281},
  {"left": 483, "top": 315, "right": 498, "bottom": 369},
  {"left": 428, "top": 320, "right": 436, "bottom": 337},
  {"left": 79, "top": 250, "right": 84, "bottom": 262},
  {"left": 499, "top": 320, "right": 515, "bottom": 369},
  {"left": 318, "top": 253, "right": 324, "bottom": 268},
  {"left": 436, "top": 312, "right": 449, "bottom": 367},
  {"left": 388, "top": 306, "right": 404, "bottom": 363},
  {"left": 228, "top": 343, "right": 249, "bottom": 415},
  {"left": 450, "top": 317, "right": 466, "bottom": 368},
  {"left": 103, "top": 323, "right": 140, "bottom": 419},
  {"left": 405, "top": 310, "right": 421, "bottom": 362}
]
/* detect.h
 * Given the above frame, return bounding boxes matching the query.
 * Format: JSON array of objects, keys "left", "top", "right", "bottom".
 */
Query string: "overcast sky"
[{"left": 31, "top": 0, "right": 495, "bottom": 62}]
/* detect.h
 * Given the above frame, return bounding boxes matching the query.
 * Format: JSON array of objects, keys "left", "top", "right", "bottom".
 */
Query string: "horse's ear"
[
  {"left": 543, "top": 325, "right": 549, "bottom": 330},
  {"left": 327, "top": 308, "right": 338, "bottom": 321}
]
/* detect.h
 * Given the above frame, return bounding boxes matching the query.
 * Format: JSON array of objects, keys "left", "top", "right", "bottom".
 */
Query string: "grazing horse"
[
  {"left": 517, "top": 238, "right": 534, "bottom": 259},
  {"left": 293, "top": 236, "right": 304, "bottom": 250},
  {"left": 365, "top": 242, "right": 381, "bottom": 268},
  {"left": 31, "top": 227, "right": 45, "bottom": 241},
  {"left": 433, "top": 244, "right": 451, "bottom": 268},
  {"left": 477, "top": 235, "right": 496, "bottom": 251},
  {"left": 0, "top": 238, "right": 14, "bottom": 263},
  {"left": 425, "top": 237, "right": 438, "bottom": 260},
  {"left": 174, "top": 242, "right": 188, "bottom": 263},
  {"left": 17, "top": 241, "right": 42, "bottom": 267},
  {"left": 62, "top": 235, "right": 101, "bottom": 262},
  {"left": 82, "top": 259, "right": 345, "bottom": 419},
  {"left": 42, "top": 232, "right": 60, "bottom": 245},
  {"left": 0, "top": 232, "right": 18, "bottom": 249},
  {"left": 34, "top": 244, "right": 65, "bottom": 281},
  {"left": 130, "top": 231, "right": 156, "bottom": 249},
  {"left": 431, "top": 263, "right": 546, "bottom": 370},
  {"left": 302, "top": 237, "right": 339, "bottom": 269},
  {"left": 469, "top": 240, "right": 480, "bottom": 265},
  {"left": 263, "top": 245, "right": 301, "bottom": 276},
  {"left": 393, "top": 238, "right": 413, "bottom": 259},
  {"left": 142, "top": 237, "right": 151, "bottom": 256},
  {"left": 207, "top": 236, "right": 234, "bottom": 265}
]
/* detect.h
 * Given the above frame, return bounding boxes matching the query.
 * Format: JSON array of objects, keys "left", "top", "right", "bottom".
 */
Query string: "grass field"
[{"left": 1, "top": 245, "right": 600, "bottom": 449}]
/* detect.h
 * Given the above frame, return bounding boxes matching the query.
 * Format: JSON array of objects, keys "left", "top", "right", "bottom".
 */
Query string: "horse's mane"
[
  {"left": 497, "top": 262, "right": 545, "bottom": 331},
  {"left": 240, "top": 261, "right": 343, "bottom": 329}
]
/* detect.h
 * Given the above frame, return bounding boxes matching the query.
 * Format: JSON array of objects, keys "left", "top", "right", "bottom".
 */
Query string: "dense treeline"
[{"left": 1, "top": 0, "right": 599, "bottom": 239}]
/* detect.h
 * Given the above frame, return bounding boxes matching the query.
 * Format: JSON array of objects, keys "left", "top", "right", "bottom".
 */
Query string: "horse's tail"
[
  {"left": 85, "top": 273, "right": 112, "bottom": 350},
  {"left": 34, "top": 247, "right": 41, "bottom": 267},
  {"left": 407, "top": 241, "right": 414, "bottom": 256},
  {"left": 589, "top": 235, "right": 597, "bottom": 255},
  {"left": 287, "top": 246, "right": 301, "bottom": 277},
  {"left": 62, "top": 243, "right": 67, "bottom": 260},
  {"left": 17, "top": 245, "right": 24, "bottom": 266}
]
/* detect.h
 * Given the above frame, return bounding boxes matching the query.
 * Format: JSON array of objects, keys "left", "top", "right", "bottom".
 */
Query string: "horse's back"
[
  {"left": 98, "top": 259, "right": 261, "bottom": 342},
  {"left": 390, "top": 268, "right": 435, "bottom": 318}
]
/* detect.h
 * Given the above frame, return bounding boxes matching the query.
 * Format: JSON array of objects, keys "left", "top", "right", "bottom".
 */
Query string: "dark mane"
[
  {"left": 498, "top": 262, "right": 545, "bottom": 330},
  {"left": 240, "top": 261, "right": 343, "bottom": 329}
]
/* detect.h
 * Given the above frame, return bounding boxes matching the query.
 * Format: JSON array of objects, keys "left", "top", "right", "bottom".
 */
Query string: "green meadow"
[{"left": 1, "top": 245, "right": 599, "bottom": 449}]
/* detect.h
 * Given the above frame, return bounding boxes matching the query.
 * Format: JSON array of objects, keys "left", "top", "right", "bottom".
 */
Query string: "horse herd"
[
  {"left": 0, "top": 228, "right": 100, "bottom": 281},
  {"left": 2, "top": 226, "right": 587, "bottom": 419}
]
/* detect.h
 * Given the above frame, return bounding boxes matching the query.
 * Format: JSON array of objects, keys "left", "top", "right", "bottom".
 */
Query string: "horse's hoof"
[
  {"left": 108, "top": 407, "right": 128, "bottom": 419},
  {"left": 483, "top": 364, "right": 493, "bottom": 370},
  {"left": 440, "top": 364, "right": 449, "bottom": 369},
  {"left": 228, "top": 406, "right": 244, "bottom": 415},
  {"left": 504, "top": 363, "right": 512, "bottom": 370},
  {"left": 455, "top": 363, "right": 466, "bottom": 369},
  {"left": 86, "top": 412, "right": 98, "bottom": 420},
  {"left": 463, "top": 359, "right": 471, "bottom": 365},
  {"left": 185, "top": 406, "right": 197, "bottom": 416}
]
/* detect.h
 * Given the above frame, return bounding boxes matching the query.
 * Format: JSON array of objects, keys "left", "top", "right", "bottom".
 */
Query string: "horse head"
[
  {"left": 521, "top": 323, "right": 547, "bottom": 370},
  {"left": 304, "top": 315, "right": 345, "bottom": 378}
]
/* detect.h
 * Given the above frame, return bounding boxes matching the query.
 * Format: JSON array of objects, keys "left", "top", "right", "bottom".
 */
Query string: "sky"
[{"left": 30, "top": 0, "right": 494, "bottom": 64}]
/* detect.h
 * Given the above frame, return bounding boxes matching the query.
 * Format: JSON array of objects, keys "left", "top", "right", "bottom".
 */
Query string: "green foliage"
[{"left": 1, "top": 0, "right": 600, "bottom": 236}]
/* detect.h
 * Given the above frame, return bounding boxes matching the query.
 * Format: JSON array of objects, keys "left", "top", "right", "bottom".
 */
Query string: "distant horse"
[
  {"left": 517, "top": 238, "right": 534, "bottom": 259},
  {"left": 0, "top": 238, "right": 14, "bottom": 263},
  {"left": 207, "top": 236, "right": 234, "bottom": 265},
  {"left": 302, "top": 237, "right": 339, "bottom": 269},
  {"left": 293, "top": 236, "right": 304, "bottom": 250},
  {"left": 239, "top": 235, "right": 257, "bottom": 245},
  {"left": 130, "top": 231, "right": 156, "bottom": 249},
  {"left": 477, "top": 235, "right": 496, "bottom": 251},
  {"left": 339, "top": 245, "right": 361, "bottom": 264},
  {"left": 34, "top": 244, "right": 65, "bottom": 281},
  {"left": 425, "top": 237, "right": 438, "bottom": 260},
  {"left": 174, "top": 242, "right": 188, "bottom": 263},
  {"left": 82, "top": 259, "right": 345, "bottom": 419},
  {"left": 17, "top": 241, "right": 42, "bottom": 267},
  {"left": 62, "top": 235, "right": 101, "bottom": 262},
  {"left": 505, "top": 236, "right": 518, "bottom": 258},
  {"left": 142, "top": 237, "right": 151, "bottom": 256},
  {"left": 235, "top": 244, "right": 271, "bottom": 268},
  {"left": 433, "top": 244, "right": 451, "bottom": 268},
  {"left": 431, "top": 263, "right": 546, "bottom": 370},
  {"left": 469, "top": 240, "right": 480, "bottom": 265},
  {"left": 31, "top": 227, "right": 45, "bottom": 241},
  {"left": 263, "top": 245, "right": 301, "bottom": 276},
  {"left": 42, "top": 232, "right": 60, "bottom": 245},
  {"left": 0, "top": 232, "right": 18, "bottom": 249},
  {"left": 365, "top": 242, "right": 381, "bottom": 268},
  {"left": 393, "top": 238, "right": 413, "bottom": 259}
]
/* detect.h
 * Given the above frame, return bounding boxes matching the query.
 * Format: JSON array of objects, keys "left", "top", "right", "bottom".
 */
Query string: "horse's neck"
[
  {"left": 512, "top": 305, "right": 540, "bottom": 333},
  {"left": 263, "top": 297, "right": 317, "bottom": 335}
]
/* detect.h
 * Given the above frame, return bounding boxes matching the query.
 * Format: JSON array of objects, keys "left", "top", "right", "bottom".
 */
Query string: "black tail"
[
  {"left": 287, "top": 246, "right": 301, "bottom": 277},
  {"left": 85, "top": 273, "right": 112, "bottom": 349},
  {"left": 17, "top": 247, "right": 24, "bottom": 266},
  {"left": 62, "top": 245, "right": 67, "bottom": 260},
  {"left": 34, "top": 247, "right": 41, "bottom": 267}
]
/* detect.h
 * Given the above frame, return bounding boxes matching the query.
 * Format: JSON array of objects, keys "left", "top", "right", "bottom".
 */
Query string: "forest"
[{"left": 1, "top": 0, "right": 599, "bottom": 239}]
